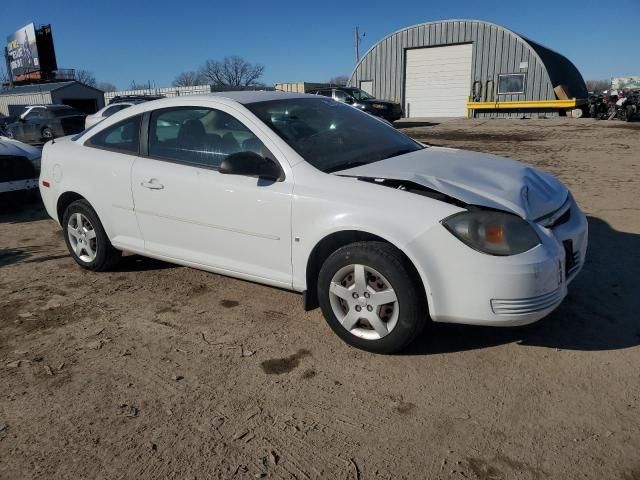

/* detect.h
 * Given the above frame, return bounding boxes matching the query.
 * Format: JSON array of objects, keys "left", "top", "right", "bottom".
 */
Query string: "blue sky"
[{"left": 2, "top": 0, "right": 638, "bottom": 89}]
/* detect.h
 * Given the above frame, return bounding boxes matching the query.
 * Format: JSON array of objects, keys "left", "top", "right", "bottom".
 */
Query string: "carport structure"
[{"left": 348, "top": 19, "right": 587, "bottom": 118}]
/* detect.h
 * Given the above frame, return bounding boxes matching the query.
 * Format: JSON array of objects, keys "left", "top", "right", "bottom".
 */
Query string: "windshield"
[
  {"left": 348, "top": 88, "right": 374, "bottom": 101},
  {"left": 245, "top": 98, "right": 422, "bottom": 173}
]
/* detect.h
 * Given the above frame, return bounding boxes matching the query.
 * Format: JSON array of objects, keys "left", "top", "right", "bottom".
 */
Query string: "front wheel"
[
  {"left": 62, "top": 199, "right": 121, "bottom": 271},
  {"left": 317, "top": 242, "right": 427, "bottom": 354}
]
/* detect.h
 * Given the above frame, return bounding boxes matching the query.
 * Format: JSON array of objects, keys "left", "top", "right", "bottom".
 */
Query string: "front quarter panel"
[{"left": 290, "top": 161, "right": 463, "bottom": 306}]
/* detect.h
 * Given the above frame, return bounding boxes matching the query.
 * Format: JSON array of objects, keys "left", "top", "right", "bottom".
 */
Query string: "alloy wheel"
[
  {"left": 67, "top": 212, "right": 97, "bottom": 263},
  {"left": 328, "top": 264, "right": 399, "bottom": 340}
]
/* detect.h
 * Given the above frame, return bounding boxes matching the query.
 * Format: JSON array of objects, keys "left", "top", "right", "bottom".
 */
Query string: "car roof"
[{"left": 209, "top": 90, "right": 310, "bottom": 104}]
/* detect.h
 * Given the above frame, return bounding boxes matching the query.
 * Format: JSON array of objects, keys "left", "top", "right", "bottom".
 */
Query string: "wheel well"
[
  {"left": 303, "top": 230, "right": 426, "bottom": 311},
  {"left": 56, "top": 192, "right": 84, "bottom": 224}
]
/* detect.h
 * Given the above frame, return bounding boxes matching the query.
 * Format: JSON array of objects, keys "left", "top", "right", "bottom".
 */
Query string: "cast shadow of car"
[
  {"left": 406, "top": 216, "right": 640, "bottom": 354},
  {"left": 112, "top": 254, "right": 175, "bottom": 273}
]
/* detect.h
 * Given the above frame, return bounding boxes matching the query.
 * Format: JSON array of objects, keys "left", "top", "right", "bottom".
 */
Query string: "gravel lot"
[{"left": 1, "top": 118, "right": 639, "bottom": 480}]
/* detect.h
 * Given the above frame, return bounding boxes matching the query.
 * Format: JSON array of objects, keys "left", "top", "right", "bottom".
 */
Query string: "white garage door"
[{"left": 405, "top": 44, "right": 473, "bottom": 117}]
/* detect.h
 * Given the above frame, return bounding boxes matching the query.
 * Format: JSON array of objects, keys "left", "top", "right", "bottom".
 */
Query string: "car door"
[
  {"left": 131, "top": 105, "right": 294, "bottom": 287},
  {"left": 21, "top": 110, "right": 45, "bottom": 143}
]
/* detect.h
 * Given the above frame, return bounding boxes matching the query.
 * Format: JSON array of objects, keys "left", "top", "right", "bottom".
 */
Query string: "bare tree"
[
  {"left": 75, "top": 69, "right": 97, "bottom": 87},
  {"left": 172, "top": 71, "right": 203, "bottom": 87},
  {"left": 329, "top": 75, "right": 349, "bottom": 86},
  {"left": 97, "top": 82, "right": 117, "bottom": 92},
  {"left": 199, "top": 56, "right": 264, "bottom": 87},
  {"left": 585, "top": 79, "right": 610, "bottom": 93}
]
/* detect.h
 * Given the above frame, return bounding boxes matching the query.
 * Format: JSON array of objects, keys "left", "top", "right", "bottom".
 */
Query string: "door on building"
[{"left": 404, "top": 44, "right": 473, "bottom": 117}]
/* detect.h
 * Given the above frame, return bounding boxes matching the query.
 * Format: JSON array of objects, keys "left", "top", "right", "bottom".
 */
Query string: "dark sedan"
[
  {"left": 307, "top": 87, "right": 403, "bottom": 122},
  {"left": 6, "top": 105, "right": 86, "bottom": 144}
]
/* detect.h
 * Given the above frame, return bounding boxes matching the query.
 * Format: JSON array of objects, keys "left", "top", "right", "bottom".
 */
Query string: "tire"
[
  {"left": 625, "top": 105, "right": 634, "bottom": 122},
  {"left": 317, "top": 241, "right": 427, "bottom": 354},
  {"left": 62, "top": 199, "right": 121, "bottom": 271},
  {"left": 41, "top": 127, "right": 54, "bottom": 141}
]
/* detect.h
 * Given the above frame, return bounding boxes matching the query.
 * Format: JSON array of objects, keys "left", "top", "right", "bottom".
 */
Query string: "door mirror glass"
[{"left": 219, "top": 151, "right": 283, "bottom": 181}]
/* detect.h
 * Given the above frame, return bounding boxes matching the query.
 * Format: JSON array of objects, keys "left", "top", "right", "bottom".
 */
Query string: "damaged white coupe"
[{"left": 39, "top": 92, "right": 588, "bottom": 353}]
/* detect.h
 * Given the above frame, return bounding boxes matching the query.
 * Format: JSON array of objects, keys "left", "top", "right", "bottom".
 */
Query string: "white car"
[
  {"left": 84, "top": 102, "right": 136, "bottom": 129},
  {"left": 0, "top": 134, "right": 41, "bottom": 195},
  {"left": 39, "top": 92, "right": 588, "bottom": 353}
]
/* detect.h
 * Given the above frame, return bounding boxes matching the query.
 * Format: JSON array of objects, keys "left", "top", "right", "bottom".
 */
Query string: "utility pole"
[{"left": 354, "top": 27, "right": 365, "bottom": 63}]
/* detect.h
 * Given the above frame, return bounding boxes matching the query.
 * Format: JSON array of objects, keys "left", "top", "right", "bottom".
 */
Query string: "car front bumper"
[{"left": 408, "top": 199, "right": 588, "bottom": 326}]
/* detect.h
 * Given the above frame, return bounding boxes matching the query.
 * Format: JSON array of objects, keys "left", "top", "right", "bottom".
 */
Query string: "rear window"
[
  {"left": 51, "top": 108, "right": 83, "bottom": 117},
  {"left": 86, "top": 115, "right": 141, "bottom": 154}
]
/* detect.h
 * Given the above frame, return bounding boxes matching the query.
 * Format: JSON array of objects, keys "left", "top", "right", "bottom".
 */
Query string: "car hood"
[
  {"left": 334, "top": 146, "right": 568, "bottom": 220},
  {"left": 0, "top": 136, "right": 41, "bottom": 160}
]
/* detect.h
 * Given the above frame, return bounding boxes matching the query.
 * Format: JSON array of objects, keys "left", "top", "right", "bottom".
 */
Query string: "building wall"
[
  {"left": 348, "top": 20, "right": 557, "bottom": 110},
  {"left": 0, "top": 92, "right": 53, "bottom": 116}
]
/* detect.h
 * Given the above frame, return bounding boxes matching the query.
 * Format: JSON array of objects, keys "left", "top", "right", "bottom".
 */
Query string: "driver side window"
[{"left": 148, "top": 107, "right": 267, "bottom": 169}]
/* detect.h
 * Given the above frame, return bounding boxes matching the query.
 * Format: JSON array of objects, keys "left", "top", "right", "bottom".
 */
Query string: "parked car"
[
  {"left": 307, "top": 86, "right": 403, "bottom": 122},
  {"left": 85, "top": 96, "right": 165, "bottom": 129},
  {"left": 108, "top": 94, "right": 165, "bottom": 104},
  {"left": 39, "top": 92, "right": 587, "bottom": 353},
  {"left": 5, "top": 105, "right": 86, "bottom": 144},
  {"left": 0, "top": 114, "right": 18, "bottom": 131},
  {"left": 85, "top": 102, "right": 137, "bottom": 129},
  {"left": 0, "top": 133, "right": 41, "bottom": 198}
]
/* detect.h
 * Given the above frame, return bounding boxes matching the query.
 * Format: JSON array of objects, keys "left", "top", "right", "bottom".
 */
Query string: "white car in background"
[
  {"left": 0, "top": 134, "right": 41, "bottom": 196},
  {"left": 39, "top": 92, "right": 588, "bottom": 353},
  {"left": 84, "top": 102, "right": 137, "bottom": 129}
]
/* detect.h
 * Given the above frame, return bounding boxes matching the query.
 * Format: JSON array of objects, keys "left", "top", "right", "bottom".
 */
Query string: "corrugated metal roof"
[
  {"left": 0, "top": 81, "right": 76, "bottom": 96},
  {"left": 348, "top": 19, "right": 587, "bottom": 116}
]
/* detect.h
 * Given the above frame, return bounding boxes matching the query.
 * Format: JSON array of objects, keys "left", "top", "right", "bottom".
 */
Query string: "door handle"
[{"left": 141, "top": 179, "right": 164, "bottom": 190}]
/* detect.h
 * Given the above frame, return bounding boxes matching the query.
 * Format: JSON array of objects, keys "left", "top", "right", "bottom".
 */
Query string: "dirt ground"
[{"left": 1, "top": 118, "right": 639, "bottom": 480}]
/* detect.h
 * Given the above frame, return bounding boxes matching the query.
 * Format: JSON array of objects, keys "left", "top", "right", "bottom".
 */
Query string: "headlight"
[
  {"left": 442, "top": 210, "right": 540, "bottom": 256},
  {"left": 371, "top": 103, "right": 388, "bottom": 109}
]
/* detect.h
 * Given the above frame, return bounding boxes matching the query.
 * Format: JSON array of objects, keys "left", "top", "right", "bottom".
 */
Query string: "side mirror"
[
  {"left": 219, "top": 151, "right": 284, "bottom": 181},
  {"left": 343, "top": 96, "right": 354, "bottom": 104}
]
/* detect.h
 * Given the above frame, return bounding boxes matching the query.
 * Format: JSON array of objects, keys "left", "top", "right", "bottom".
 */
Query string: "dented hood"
[{"left": 335, "top": 146, "right": 568, "bottom": 220}]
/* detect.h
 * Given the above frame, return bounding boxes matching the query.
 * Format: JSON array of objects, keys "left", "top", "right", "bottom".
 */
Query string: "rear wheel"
[
  {"left": 41, "top": 127, "right": 54, "bottom": 141},
  {"left": 318, "top": 241, "right": 427, "bottom": 354},
  {"left": 62, "top": 199, "right": 121, "bottom": 271}
]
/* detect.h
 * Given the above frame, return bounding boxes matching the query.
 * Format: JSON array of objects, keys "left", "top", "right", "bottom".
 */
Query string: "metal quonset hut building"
[
  {"left": 348, "top": 19, "right": 588, "bottom": 118},
  {"left": 0, "top": 81, "right": 105, "bottom": 116}
]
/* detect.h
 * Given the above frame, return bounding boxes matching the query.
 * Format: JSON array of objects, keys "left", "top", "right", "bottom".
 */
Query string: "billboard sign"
[
  {"left": 6, "top": 23, "right": 40, "bottom": 78},
  {"left": 611, "top": 77, "right": 640, "bottom": 91}
]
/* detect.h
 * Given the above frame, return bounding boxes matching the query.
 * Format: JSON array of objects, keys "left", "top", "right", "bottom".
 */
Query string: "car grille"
[
  {"left": 491, "top": 288, "right": 563, "bottom": 316},
  {"left": 565, "top": 243, "right": 581, "bottom": 278},
  {"left": 0, "top": 155, "right": 36, "bottom": 182}
]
